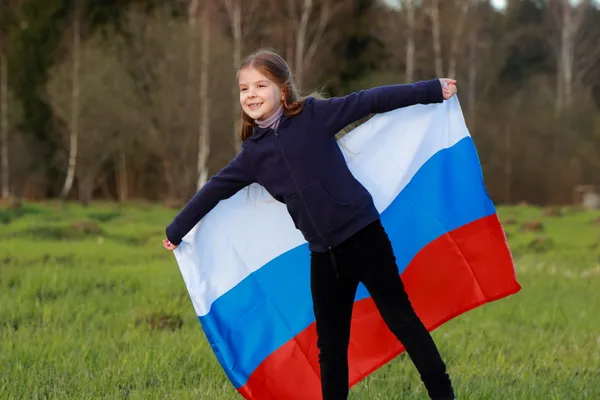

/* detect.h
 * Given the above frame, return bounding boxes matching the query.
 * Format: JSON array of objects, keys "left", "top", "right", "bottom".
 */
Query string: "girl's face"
[{"left": 238, "top": 67, "right": 283, "bottom": 121}]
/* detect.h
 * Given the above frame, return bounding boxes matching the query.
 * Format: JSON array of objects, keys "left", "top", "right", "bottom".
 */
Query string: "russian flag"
[{"left": 173, "top": 96, "right": 521, "bottom": 400}]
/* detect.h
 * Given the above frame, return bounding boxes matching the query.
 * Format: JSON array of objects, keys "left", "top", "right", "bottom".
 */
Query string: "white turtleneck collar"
[{"left": 255, "top": 106, "right": 284, "bottom": 129}]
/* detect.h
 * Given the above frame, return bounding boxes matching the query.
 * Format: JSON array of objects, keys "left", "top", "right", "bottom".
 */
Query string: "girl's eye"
[{"left": 240, "top": 88, "right": 247, "bottom": 92}]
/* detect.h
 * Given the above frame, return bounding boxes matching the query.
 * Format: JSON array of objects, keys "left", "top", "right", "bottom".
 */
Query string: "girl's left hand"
[
  {"left": 439, "top": 78, "right": 457, "bottom": 100},
  {"left": 162, "top": 238, "right": 178, "bottom": 251}
]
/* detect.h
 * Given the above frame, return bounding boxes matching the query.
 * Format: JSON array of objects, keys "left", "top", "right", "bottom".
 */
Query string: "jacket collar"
[{"left": 248, "top": 113, "right": 291, "bottom": 141}]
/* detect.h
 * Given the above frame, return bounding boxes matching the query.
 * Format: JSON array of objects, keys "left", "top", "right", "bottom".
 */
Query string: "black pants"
[{"left": 310, "top": 219, "right": 454, "bottom": 400}]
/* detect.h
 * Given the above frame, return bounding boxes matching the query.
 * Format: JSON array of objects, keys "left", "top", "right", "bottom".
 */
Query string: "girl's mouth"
[{"left": 248, "top": 102, "right": 263, "bottom": 111}]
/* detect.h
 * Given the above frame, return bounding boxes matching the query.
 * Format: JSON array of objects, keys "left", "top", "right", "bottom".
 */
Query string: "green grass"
[{"left": 1, "top": 201, "right": 600, "bottom": 399}]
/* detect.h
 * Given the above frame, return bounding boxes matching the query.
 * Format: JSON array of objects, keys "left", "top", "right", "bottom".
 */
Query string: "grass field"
[{"left": 1, "top": 201, "right": 599, "bottom": 399}]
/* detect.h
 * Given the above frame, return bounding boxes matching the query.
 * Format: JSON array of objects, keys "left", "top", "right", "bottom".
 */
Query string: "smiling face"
[{"left": 238, "top": 67, "right": 283, "bottom": 121}]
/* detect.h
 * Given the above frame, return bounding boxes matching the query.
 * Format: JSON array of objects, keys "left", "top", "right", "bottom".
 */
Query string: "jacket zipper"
[{"left": 274, "top": 128, "right": 339, "bottom": 276}]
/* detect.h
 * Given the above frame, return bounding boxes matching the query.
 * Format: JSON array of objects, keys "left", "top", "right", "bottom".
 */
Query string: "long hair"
[{"left": 237, "top": 49, "right": 314, "bottom": 142}]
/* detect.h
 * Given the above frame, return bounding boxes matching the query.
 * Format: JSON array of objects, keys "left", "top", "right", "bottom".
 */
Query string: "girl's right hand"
[{"left": 162, "top": 238, "right": 178, "bottom": 251}]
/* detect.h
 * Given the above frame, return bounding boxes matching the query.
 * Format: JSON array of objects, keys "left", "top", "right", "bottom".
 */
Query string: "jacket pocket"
[{"left": 286, "top": 180, "right": 356, "bottom": 241}]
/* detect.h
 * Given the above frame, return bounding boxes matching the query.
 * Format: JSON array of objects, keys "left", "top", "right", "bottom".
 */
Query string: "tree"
[
  {"left": 465, "top": 0, "right": 496, "bottom": 131},
  {"left": 427, "top": 0, "right": 471, "bottom": 78},
  {"left": 546, "top": 0, "right": 598, "bottom": 114},
  {"left": 429, "top": 0, "right": 443, "bottom": 76},
  {"left": 1, "top": 46, "right": 8, "bottom": 199},
  {"left": 284, "top": 0, "right": 339, "bottom": 91},
  {"left": 189, "top": 0, "right": 211, "bottom": 190},
  {"left": 219, "top": 0, "right": 261, "bottom": 153},
  {"left": 46, "top": 34, "right": 133, "bottom": 205},
  {"left": 0, "top": 0, "right": 16, "bottom": 199},
  {"left": 116, "top": 8, "right": 204, "bottom": 203},
  {"left": 57, "top": 3, "right": 81, "bottom": 200}
]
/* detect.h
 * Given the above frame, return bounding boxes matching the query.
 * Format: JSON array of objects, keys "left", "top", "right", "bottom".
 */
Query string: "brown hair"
[{"left": 237, "top": 49, "right": 312, "bottom": 142}]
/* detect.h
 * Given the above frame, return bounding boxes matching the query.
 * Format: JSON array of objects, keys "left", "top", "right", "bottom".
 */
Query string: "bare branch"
[
  {"left": 294, "top": 0, "right": 312, "bottom": 88},
  {"left": 221, "top": 0, "right": 235, "bottom": 23},
  {"left": 286, "top": 0, "right": 299, "bottom": 30},
  {"left": 242, "top": 0, "right": 262, "bottom": 38},
  {"left": 303, "top": 0, "right": 331, "bottom": 71}
]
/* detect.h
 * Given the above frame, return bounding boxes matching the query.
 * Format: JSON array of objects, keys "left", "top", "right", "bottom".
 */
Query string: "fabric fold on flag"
[{"left": 173, "top": 96, "right": 521, "bottom": 400}]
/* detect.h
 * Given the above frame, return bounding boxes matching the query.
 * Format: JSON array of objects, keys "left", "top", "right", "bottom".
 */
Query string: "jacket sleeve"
[
  {"left": 165, "top": 148, "right": 256, "bottom": 245},
  {"left": 312, "top": 79, "right": 443, "bottom": 136}
]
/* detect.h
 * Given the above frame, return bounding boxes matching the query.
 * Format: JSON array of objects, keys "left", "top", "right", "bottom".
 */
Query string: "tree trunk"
[
  {"left": 447, "top": 1, "right": 470, "bottom": 78},
  {"left": 231, "top": 1, "right": 242, "bottom": 154},
  {"left": 0, "top": 52, "right": 8, "bottom": 199},
  {"left": 555, "top": 1, "right": 569, "bottom": 114},
  {"left": 504, "top": 123, "right": 512, "bottom": 204},
  {"left": 61, "top": 9, "right": 81, "bottom": 200},
  {"left": 294, "top": 0, "right": 312, "bottom": 91},
  {"left": 188, "top": 0, "right": 199, "bottom": 84},
  {"left": 467, "top": 25, "right": 477, "bottom": 131},
  {"left": 197, "top": 3, "right": 210, "bottom": 190},
  {"left": 430, "top": 0, "right": 443, "bottom": 77},
  {"left": 117, "top": 145, "right": 127, "bottom": 202},
  {"left": 404, "top": 0, "right": 415, "bottom": 82},
  {"left": 221, "top": 0, "right": 261, "bottom": 154},
  {"left": 77, "top": 171, "right": 94, "bottom": 207},
  {"left": 303, "top": 1, "right": 330, "bottom": 80},
  {"left": 162, "top": 158, "right": 178, "bottom": 205},
  {"left": 554, "top": 0, "right": 590, "bottom": 115}
]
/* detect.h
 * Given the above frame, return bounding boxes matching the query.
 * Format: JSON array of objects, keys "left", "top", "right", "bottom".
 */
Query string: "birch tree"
[
  {"left": 46, "top": 36, "right": 134, "bottom": 205},
  {"left": 189, "top": 0, "right": 211, "bottom": 190},
  {"left": 286, "top": 0, "right": 338, "bottom": 91},
  {"left": 548, "top": 0, "right": 595, "bottom": 114},
  {"left": 427, "top": 0, "right": 471, "bottom": 78},
  {"left": 59, "top": 5, "right": 81, "bottom": 200}
]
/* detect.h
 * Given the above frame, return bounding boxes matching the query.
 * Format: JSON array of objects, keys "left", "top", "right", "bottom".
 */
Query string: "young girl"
[{"left": 163, "top": 49, "right": 458, "bottom": 400}]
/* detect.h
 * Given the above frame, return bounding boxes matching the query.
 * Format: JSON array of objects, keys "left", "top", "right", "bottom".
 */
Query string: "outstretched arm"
[
  {"left": 165, "top": 148, "right": 256, "bottom": 246},
  {"left": 312, "top": 78, "right": 455, "bottom": 136}
]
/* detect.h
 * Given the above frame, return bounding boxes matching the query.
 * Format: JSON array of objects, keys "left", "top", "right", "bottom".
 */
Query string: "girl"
[{"left": 163, "top": 49, "right": 457, "bottom": 400}]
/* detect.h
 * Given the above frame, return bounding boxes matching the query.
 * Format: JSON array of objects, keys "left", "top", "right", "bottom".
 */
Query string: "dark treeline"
[{"left": 0, "top": 0, "right": 599, "bottom": 206}]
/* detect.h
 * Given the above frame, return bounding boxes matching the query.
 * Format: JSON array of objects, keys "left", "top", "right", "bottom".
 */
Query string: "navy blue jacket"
[{"left": 166, "top": 79, "right": 444, "bottom": 252}]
